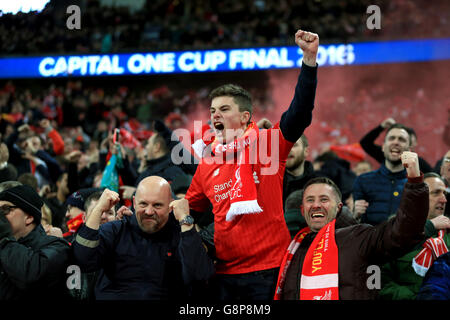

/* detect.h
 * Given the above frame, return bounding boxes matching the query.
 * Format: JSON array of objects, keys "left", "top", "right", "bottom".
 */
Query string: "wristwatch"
[{"left": 179, "top": 215, "right": 194, "bottom": 226}]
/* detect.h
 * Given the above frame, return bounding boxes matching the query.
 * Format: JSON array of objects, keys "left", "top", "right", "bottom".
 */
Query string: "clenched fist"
[
  {"left": 169, "top": 198, "right": 194, "bottom": 232},
  {"left": 295, "top": 29, "right": 319, "bottom": 67},
  {"left": 354, "top": 199, "right": 369, "bottom": 219},
  {"left": 86, "top": 189, "right": 120, "bottom": 230},
  {"left": 169, "top": 198, "right": 190, "bottom": 222},
  {"left": 96, "top": 189, "right": 120, "bottom": 213},
  {"left": 116, "top": 205, "right": 133, "bottom": 220},
  {"left": 401, "top": 151, "right": 420, "bottom": 178}
]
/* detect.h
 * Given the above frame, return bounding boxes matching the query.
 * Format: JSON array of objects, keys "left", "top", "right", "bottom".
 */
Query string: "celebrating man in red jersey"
[{"left": 185, "top": 30, "right": 319, "bottom": 300}]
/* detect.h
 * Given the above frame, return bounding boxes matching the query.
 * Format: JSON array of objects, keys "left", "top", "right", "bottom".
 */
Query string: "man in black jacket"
[
  {"left": 0, "top": 185, "right": 71, "bottom": 300},
  {"left": 72, "top": 176, "right": 214, "bottom": 300}
]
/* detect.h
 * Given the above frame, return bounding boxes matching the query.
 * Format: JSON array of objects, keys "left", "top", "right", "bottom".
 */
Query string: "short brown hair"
[
  {"left": 209, "top": 84, "right": 253, "bottom": 119},
  {"left": 302, "top": 177, "right": 342, "bottom": 202}
]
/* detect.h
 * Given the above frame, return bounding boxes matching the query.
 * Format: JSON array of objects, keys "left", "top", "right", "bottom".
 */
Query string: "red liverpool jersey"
[{"left": 186, "top": 124, "right": 293, "bottom": 274}]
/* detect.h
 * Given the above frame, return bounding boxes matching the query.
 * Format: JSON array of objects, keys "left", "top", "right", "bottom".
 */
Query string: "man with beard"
[
  {"left": 72, "top": 176, "right": 214, "bottom": 300},
  {"left": 283, "top": 134, "right": 317, "bottom": 207},
  {"left": 353, "top": 124, "right": 411, "bottom": 225},
  {"left": 274, "top": 151, "right": 429, "bottom": 300}
]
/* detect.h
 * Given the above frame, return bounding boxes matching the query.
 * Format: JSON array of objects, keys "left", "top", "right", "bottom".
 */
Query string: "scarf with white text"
[{"left": 274, "top": 219, "right": 339, "bottom": 300}]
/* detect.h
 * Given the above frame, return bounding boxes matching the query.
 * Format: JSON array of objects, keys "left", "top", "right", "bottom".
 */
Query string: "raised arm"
[
  {"left": 72, "top": 189, "right": 120, "bottom": 272},
  {"left": 279, "top": 30, "right": 319, "bottom": 143}
]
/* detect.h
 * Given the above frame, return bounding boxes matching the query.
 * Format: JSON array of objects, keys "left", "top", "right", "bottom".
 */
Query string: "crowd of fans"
[
  {"left": 1, "top": 0, "right": 449, "bottom": 56},
  {"left": 0, "top": 0, "right": 449, "bottom": 303},
  {"left": 1, "top": 69, "right": 449, "bottom": 300}
]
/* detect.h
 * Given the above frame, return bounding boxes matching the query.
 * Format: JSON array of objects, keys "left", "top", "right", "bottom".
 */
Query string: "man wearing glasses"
[{"left": 0, "top": 184, "right": 71, "bottom": 300}]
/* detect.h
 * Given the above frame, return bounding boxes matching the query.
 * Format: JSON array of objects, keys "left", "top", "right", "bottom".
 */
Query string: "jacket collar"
[
  {"left": 17, "top": 224, "right": 44, "bottom": 244},
  {"left": 379, "top": 163, "right": 407, "bottom": 179}
]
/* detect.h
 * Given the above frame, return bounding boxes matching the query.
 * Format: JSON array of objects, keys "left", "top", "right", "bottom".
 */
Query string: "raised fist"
[
  {"left": 401, "top": 151, "right": 420, "bottom": 178},
  {"left": 169, "top": 198, "right": 190, "bottom": 222},
  {"left": 116, "top": 205, "right": 133, "bottom": 220},
  {"left": 257, "top": 118, "right": 273, "bottom": 129},
  {"left": 295, "top": 29, "right": 319, "bottom": 67},
  {"left": 95, "top": 189, "right": 120, "bottom": 213},
  {"left": 354, "top": 199, "right": 369, "bottom": 219},
  {"left": 381, "top": 118, "right": 396, "bottom": 129}
]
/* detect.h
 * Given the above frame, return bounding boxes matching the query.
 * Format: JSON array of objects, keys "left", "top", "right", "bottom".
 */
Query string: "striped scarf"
[
  {"left": 412, "top": 229, "right": 448, "bottom": 277},
  {"left": 274, "top": 219, "right": 339, "bottom": 300}
]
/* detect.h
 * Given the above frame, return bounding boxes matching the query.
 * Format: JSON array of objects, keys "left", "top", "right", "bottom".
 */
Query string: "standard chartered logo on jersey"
[{"left": 213, "top": 179, "right": 233, "bottom": 204}]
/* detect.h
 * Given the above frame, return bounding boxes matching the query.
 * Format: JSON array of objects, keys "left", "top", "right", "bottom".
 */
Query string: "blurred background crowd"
[
  {"left": 0, "top": 0, "right": 449, "bottom": 265},
  {"left": 1, "top": 0, "right": 448, "bottom": 56}
]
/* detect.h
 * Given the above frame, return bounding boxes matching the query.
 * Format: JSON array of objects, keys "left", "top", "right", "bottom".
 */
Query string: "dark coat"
[
  {"left": 281, "top": 180, "right": 429, "bottom": 300},
  {"left": 0, "top": 225, "right": 71, "bottom": 300},
  {"left": 72, "top": 212, "right": 214, "bottom": 300}
]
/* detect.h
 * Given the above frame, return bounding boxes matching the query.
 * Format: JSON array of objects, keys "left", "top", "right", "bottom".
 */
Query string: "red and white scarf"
[
  {"left": 274, "top": 220, "right": 339, "bottom": 300},
  {"left": 192, "top": 122, "right": 262, "bottom": 221},
  {"left": 412, "top": 229, "right": 448, "bottom": 277}
]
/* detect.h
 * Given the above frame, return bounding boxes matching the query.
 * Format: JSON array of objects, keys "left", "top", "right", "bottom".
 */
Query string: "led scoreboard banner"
[{"left": 0, "top": 39, "right": 449, "bottom": 78}]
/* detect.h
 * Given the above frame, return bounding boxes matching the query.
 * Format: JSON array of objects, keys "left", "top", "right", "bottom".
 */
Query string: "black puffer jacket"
[{"left": 0, "top": 225, "right": 71, "bottom": 300}]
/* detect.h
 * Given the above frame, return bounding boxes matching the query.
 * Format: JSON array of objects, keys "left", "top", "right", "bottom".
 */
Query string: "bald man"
[{"left": 72, "top": 176, "right": 214, "bottom": 300}]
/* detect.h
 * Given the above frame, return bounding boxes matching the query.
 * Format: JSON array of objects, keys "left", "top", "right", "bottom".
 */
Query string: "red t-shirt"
[{"left": 185, "top": 124, "right": 293, "bottom": 274}]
